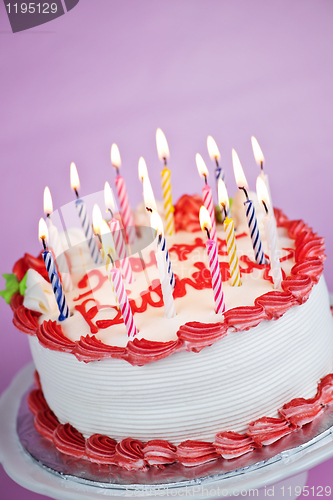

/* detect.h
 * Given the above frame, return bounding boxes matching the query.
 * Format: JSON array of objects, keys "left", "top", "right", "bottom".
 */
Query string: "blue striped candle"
[
  {"left": 42, "top": 249, "right": 69, "bottom": 321},
  {"left": 75, "top": 198, "right": 102, "bottom": 265},
  {"left": 160, "top": 232, "right": 175, "bottom": 288},
  {"left": 244, "top": 198, "right": 266, "bottom": 265}
]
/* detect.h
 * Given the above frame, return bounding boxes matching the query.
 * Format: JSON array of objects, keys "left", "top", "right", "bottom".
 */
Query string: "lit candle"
[
  {"left": 156, "top": 128, "right": 175, "bottom": 236},
  {"left": 232, "top": 149, "right": 266, "bottom": 265},
  {"left": 251, "top": 136, "right": 273, "bottom": 213},
  {"left": 104, "top": 182, "right": 134, "bottom": 284},
  {"left": 196, "top": 153, "right": 217, "bottom": 243},
  {"left": 218, "top": 179, "right": 241, "bottom": 287},
  {"left": 43, "top": 187, "right": 73, "bottom": 292},
  {"left": 39, "top": 218, "right": 69, "bottom": 321},
  {"left": 92, "top": 207, "right": 119, "bottom": 310},
  {"left": 138, "top": 157, "right": 157, "bottom": 211},
  {"left": 111, "top": 144, "right": 136, "bottom": 245},
  {"left": 144, "top": 181, "right": 175, "bottom": 288},
  {"left": 100, "top": 220, "right": 137, "bottom": 338},
  {"left": 70, "top": 162, "right": 102, "bottom": 265},
  {"left": 150, "top": 211, "right": 176, "bottom": 319},
  {"left": 199, "top": 206, "right": 225, "bottom": 314},
  {"left": 256, "top": 177, "right": 282, "bottom": 289}
]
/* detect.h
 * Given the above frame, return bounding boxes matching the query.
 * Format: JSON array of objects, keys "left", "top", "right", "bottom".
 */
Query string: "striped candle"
[
  {"left": 115, "top": 175, "right": 136, "bottom": 246},
  {"left": 202, "top": 184, "right": 217, "bottom": 243},
  {"left": 244, "top": 199, "right": 266, "bottom": 265},
  {"left": 161, "top": 166, "right": 175, "bottom": 236},
  {"left": 224, "top": 216, "right": 241, "bottom": 287},
  {"left": 159, "top": 232, "right": 175, "bottom": 288},
  {"left": 109, "top": 217, "right": 134, "bottom": 284},
  {"left": 206, "top": 239, "right": 225, "bottom": 314},
  {"left": 42, "top": 249, "right": 69, "bottom": 321},
  {"left": 156, "top": 242, "right": 176, "bottom": 319},
  {"left": 47, "top": 220, "right": 73, "bottom": 292},
  {"left": 108, "top": 262, "right": 137, "bottom": 338},
  {"left": 75, "top": 198, "right": 102, "bottom": 265}
]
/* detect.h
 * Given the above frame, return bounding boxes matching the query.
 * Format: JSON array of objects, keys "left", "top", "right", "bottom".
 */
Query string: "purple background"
[{"left": 1, "top": 1, "right": 333, "bottom": 497}]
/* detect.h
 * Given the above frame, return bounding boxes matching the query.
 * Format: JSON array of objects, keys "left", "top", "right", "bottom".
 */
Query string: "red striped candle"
[
  {"left": 109, "top": 218, "right": 134, "bottom": 284},
  {"left": 109, "top": 263, "right": 137, "bottom": 339},
  {"left": 199, "top": 206, "right": 225, "bottom": 314},
  {"left": 196, "top": 153, "right": 217, "bottom": 243}
]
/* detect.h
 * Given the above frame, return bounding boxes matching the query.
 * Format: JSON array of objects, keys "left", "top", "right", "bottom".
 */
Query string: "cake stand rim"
[{"left": 1, "top": 362, "right": 333, "bottom": 500}]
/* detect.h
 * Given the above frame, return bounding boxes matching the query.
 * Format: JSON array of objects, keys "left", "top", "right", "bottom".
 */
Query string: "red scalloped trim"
[
  {"left": 10, "top": 208, "right": 327, "bottom": 366},
  {"left": 28, "top": 371, "right": 333, "bottom": 470}
]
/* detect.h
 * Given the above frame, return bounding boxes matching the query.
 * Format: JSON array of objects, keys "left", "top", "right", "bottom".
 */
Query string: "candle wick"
[
  {"left": 163, "top": 157, "right": 167, "bottom": 167},
  {"left": 113, "top": 165, "right": 119, "bottom": 175},
  {"left": 215, "top": 157, "right": 219, "bottom": 168},
  {"left": 261, "top": 161, "right": 264, "bottom": 172},
  {"left": 107, "top": 208, "right": 114, "bottom": 219},
  {"left": 46, "top": 213, "right": 51, "bottom": 219},
  {"left": 41, "top": 236, "right": 47, "bottom": 251},
  {"left": 74, "top": 188, "right": 79, "bottom": 199},
  {"left": 204, "top": 226, "right": 210, "bottom": 240},
  {"left": 239, "top": 186, "right": 249, "bottom": 200},
  {"left": 107, "top": 253, "right": 114, "bottom": 266},
  {"left": 146, "top": 206, "right": 153, "bottom": 213},
  {"left": 204, "top": 174, "right": 208, "bottom": 185},
  {"left": 262, "top": 200, "right": 269, "bottom": 214},
  {"left": 221, "top": 203, "right": 228, "bottom": 219},
  {"left": 94, "top": 232, "right": 102, "bottom": 244}
]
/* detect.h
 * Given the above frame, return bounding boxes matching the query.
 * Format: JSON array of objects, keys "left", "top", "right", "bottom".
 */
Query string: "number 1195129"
[{"left": 6, "top": 3, "right": 58, "bottom": 14}]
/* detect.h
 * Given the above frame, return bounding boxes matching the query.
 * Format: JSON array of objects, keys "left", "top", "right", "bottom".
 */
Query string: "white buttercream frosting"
[{"left": 23, "top": 269, "right": 58, "bottom": 314}]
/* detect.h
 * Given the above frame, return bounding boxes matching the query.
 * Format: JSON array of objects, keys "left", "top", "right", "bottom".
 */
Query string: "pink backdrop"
[{"left": 1, "top": 1, "right": 333, "bottom": 498}]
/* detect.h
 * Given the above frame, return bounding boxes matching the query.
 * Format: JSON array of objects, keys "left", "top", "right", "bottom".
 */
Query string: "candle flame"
[
  {"left": 196, "top": 153, "right": 209, "bottom": 179},
  {"left": 256, "top": 177, "right": 270, "bottom": 211},
  {"left": 143, "top": 177, "right": 157, "bottom": 211},
  {"left": 70, "top": 162, "right": 80, "bottom": 191},
  {"left": 43, "top": 186, "right": 53, "bottom": 215},
  {"left": 251, "top": 136, "right": 265, "bottom": 166},
  {"left": 92, "top": 204, "right": 104, "bottom": 235},
  {"left": 138, "top": 156, "right": 148, "bottom": 182},
  {"left": 207, "top": 136, "right": 220, "bottom": 161},
  {"left": 199, "top": 206, "right": 212, "bottom": 232},
  {"left": 218, "top": 179, "right": 229, "bottom": 211},
  {"left": 38, "top": 218, "right": 49, "bottom": 243},
  {"left": 111, "top": 143, "right": 121, "bottom": 169},
  {"left": 104, "top": 181, "right": 116, "bottom": 212},
  {"left": 232, "top": 149, "right": 248, "bottom": 189},
  {"left": 156, "top": 128, "right": 170, "bottom": 162},
  {"left": 150, "top": 210, "right": 164, "bottom": 236}
]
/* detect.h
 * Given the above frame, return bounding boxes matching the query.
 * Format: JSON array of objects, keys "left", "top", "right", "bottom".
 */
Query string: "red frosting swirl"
[
  {"left": 214, "top": 431, "right": 256, "bottom": 459},
  {"left": 319, "top": 374, "right": 333, "bottom": 405},
  {"left": 254, "top": 291, "right": 297, "bottom": 320},
  {"left": 53, "top": 423, "right": 86, "bottom": 458},
  {"left": 85, "top": 434, "right": 117, "bottom": 464},
  {"left": 74, "top": 335, "right": 126, "bottom": 363},
  {"left": 27, "top": 389, "right": 48, "bottom": 415},
  {"left": 291, "top": 257, "right": 324, "bottom": 284},
  {"left": 176, "top": 440, "right": 219, "bottom": 467},
  {"left": 36, "top": 320, "right": 76, "bottom": 353},
  {"left": 281, "top": 274, "right": 313, "bottom": 304},
  {"left": 13, "top": 252, "right": 49, "bottom": 282},
  {"left": 279, "top": 389, "right": 323, "bottom": 427},
  {"left": 224, "top": 305, "right": 268, "bottom": 331},
  {"left": 126, "top": 338, "right": 183, "bottom": 366},
  {"left": 248, "top": 417, "right": 295, "bottom": 446},
  {"left": 174, "top": 194, "right": 203, "bottom": 233},
  {"left": 115, "top": 438, "right": 146, "bottom": 470},
  {"left": 34, "top": 409, "right": 59, "bottom": 440},
  {"left": 177, "top": 321, "right": 228, "bottom": 353},
  {"left": 143, "top": 440, "right": 177, "bottom": 466}
]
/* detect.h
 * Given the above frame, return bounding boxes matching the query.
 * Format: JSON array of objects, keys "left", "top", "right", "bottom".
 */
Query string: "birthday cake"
[{"left": 4, "top": 193, "right": 333, "bottom": 470}]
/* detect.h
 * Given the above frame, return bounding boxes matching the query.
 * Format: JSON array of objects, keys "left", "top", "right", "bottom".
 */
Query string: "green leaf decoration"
[
  {"left": 19, "top": 272, "right": 28, "bottom": 296},
  {"left": 0, "top": 273, "right": 20, "bottom": 305}
]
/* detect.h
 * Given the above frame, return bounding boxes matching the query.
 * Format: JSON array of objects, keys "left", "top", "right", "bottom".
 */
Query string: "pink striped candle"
[
  {"left": 196, "top": 153, "right": 217, "bottom": 243},
  {"left": 111, "top": 144, "right": 136, "bottom": 245},
  {"left": 108, "top": 262, "right": 137, "bottom": 339},
  {"left": 109, "top": 217, "right": 134, "bottom": 284},
  {"left": 199, "top": 206, "right": 225, "bottom": 314}
]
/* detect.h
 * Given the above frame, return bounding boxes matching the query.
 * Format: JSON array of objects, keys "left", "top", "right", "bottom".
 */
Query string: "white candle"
[{"left": 256, "top": 177, "right": 282, "bottom": 289}]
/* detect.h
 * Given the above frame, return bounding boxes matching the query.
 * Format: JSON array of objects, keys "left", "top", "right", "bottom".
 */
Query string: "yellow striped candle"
[
  {"left": 218, "top": 179, "right": 241, "bottom": 287},
  {"left": 156, "top": 128, "right": 174, "bottom": 235}
]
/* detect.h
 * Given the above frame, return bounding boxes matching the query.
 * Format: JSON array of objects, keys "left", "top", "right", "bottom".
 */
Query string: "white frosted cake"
[{"left": 5, "top": 194, "right": 333, "bottom": 469}]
